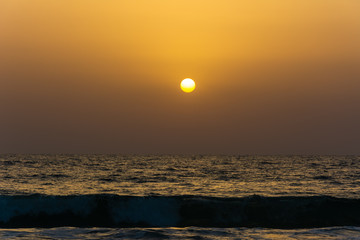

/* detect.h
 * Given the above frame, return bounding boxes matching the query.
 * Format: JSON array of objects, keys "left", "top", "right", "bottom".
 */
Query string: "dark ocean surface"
[{"left": 1, "top": 154, "right": 360, "bottom": 239}]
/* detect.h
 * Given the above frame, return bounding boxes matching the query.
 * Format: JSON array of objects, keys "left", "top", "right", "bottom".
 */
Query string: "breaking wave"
[{"left": 1, "top": 194, "right": 360, "bottom": 228}]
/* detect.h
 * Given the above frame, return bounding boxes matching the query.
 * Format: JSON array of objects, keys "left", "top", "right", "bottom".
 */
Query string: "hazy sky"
[{"left": 1, "top": 0, "right": 360, "bottom": 154}]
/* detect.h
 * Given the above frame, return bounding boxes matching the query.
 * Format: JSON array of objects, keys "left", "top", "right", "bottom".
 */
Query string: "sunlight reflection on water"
[{"left": 0, "top": 154, "right": 359, "bottom": 198}]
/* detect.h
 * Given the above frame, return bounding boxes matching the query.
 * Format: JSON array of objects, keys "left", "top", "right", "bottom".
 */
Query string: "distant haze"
[{"left": 1, "top": 1, "right": 360, "bottom": 154}]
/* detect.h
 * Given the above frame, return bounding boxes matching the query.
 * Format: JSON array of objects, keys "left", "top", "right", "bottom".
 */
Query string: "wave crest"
[{"left": 1, "top": 194, "right": 360, "bottom": 228}]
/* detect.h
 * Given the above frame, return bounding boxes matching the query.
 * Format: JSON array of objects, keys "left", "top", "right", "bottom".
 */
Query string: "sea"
[{"left": 1, "top": 154, "right": 360, "bottom": 239}]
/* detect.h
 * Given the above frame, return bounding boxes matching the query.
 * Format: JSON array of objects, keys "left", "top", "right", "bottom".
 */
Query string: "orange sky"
[{"left": 1, "top": 0, "right": 360, "bottom": 154}]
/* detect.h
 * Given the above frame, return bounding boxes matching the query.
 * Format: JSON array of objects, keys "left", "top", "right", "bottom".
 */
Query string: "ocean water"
[{"left": 1, "top": 154, "right": 360, "bottom": 239}]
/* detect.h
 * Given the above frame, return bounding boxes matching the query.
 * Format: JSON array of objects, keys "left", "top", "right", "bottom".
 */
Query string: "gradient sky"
[{"left": 1, "top": 0, "right": 360, "bottom": 154}]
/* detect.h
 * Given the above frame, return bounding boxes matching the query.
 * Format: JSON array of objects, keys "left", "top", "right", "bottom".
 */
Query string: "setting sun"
[
  {"left": 2, "top": 1, "right": 360, "bottom": 237},
  {"left": 180, "top": 78, "right": 196, "bottom": 93}
]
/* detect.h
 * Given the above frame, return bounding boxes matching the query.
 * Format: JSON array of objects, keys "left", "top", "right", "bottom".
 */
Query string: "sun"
[{"left": 180, "top": 78, "right": 196, "bottom": 93}]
